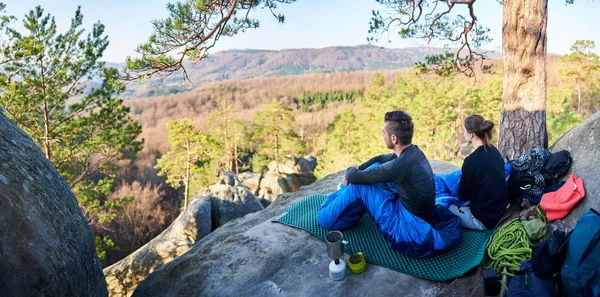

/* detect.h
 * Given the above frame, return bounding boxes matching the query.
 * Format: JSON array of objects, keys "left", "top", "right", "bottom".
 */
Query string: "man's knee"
[
  {"left": 317, "top": 208, "right": 335, "bottom": 229},
  {"left": 317, "top": 193, "right": 366, "bottom": 230}
]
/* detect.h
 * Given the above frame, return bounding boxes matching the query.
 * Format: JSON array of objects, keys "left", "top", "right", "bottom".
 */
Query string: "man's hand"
[{"left": 343, "top": 165, "right": 358, "bottom": 187}]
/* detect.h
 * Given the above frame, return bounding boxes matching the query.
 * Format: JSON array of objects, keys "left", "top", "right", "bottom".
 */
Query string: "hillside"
[
  {"left": 121, "top": 45, "right": 500, "bottom": 98},
  {"left": 125, "top": 53, "right": 572, "bottom": 156},
  {"left": 126, "top": 68, "right": 429, "bottom": 153}
]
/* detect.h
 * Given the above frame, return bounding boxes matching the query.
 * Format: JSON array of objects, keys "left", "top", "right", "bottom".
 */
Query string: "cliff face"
[
  {"left": 551, "top": 110, "right": 600, "bottom": 227},
  {"left": 0, "top": 112, "right": 107, "bottom": 297},
  {"left": 104, "top": 196, "right": 212, "bottom": 297}
]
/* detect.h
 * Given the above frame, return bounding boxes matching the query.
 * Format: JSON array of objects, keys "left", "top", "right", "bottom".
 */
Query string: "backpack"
[
  {"left": 561, "top": 208, "right": 600, "bottom": 297},
  {"left": 508, "top": 150, "right": 572, "bottom": 205},
  {"left": 541, "top": 150, "right": 572, "bottom": 188},
  {"left": 507, "top": 229, "right": 572, "bottom": 297},
  {"left": 531, "top": 229, "right": 571, "bottom": 280},
  {"left": 508, "top": 171, "right": 538, "bottom": 204},
  {"left": 507, "top": 259, "right": 557, "bottom": 297}
]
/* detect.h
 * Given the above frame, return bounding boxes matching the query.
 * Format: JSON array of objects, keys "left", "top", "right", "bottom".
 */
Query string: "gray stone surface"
[
  {"left": 132, "top": 160, "right": 484, "bottom": 297},
  {"left": 258, "top": 156, "right": 318, "bottom": 202},
  {"left": 284, "top": 173, "right": 305, "bottom": 191},
  {"left": 238, "top": 171, "right": 261, "bottom": 195},
  {"left": 204, "top": 183, "right": 264, "bottom": 230},
  {"left": 551, "top": 110, "right": 600, "bottom": 227},
  {"left": 295, "top": 156, "right": 318, "bottom": 173},
  {"left": 0, "top": 112, "right": 107, "bottom": 297},
  {"left": 103, "top": 196, "right": 212, "bottom": 297},
  {"left": 258, "top": 174, "right": 291, "bottom": 201},
  {"left": 216, "top": 171, "right": 243, "bottom": 187}
]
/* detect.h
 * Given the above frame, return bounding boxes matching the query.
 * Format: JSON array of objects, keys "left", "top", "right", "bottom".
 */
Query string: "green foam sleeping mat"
[{"left": 272, "top": 194, "right": 492, "bottom": 281}]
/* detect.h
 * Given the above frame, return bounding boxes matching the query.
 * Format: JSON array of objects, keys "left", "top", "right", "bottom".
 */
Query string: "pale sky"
[{"left": 3, "top": 0, "right": 600, "bottom": 63}]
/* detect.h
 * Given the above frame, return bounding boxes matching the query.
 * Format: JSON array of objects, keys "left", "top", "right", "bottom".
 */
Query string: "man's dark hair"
[{"left": 384, "top": 110, "right": 414, "bottom": 145}]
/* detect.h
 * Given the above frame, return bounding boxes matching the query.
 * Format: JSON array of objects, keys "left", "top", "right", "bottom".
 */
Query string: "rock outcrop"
[
  {"left": 104, "top": 172, "right": 265, "bottom": 296},
  {"left": 0, "top": 112, "right": 107, "bottom": 297},
  {"left": 103, "top": 196, "right": 211, "bottom": 297},
  {"left": 238, "top": 171, "right": 261, "bottom": 194},
  {"left": 203, "top": 174, "right": 264, "bottom": 230},
  {"left": 131, "top": 160, "right": 488, "bottom": 297},
  {"left": 552, "top": 111, "right": 600, "bottom": 227},
  {"left": 258, "top": 155, "right": 318, "bottom": 201}
]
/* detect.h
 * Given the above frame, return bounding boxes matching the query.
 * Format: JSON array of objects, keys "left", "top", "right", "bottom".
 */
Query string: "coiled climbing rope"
[
  {"left": 536, "top": 204, "right": 547, "bottom": 223},
  {"left": 484, "top": 219, "right": 532, "bottom": 289}
]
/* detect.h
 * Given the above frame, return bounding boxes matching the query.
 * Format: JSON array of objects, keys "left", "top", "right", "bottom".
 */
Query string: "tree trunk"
[
  {"left": 498, "top": 0, "right": 549, "bottom": 160},
  {"left": 234, "top": 134, "right": 239, "bottom": 175},
  {"left": 577, "top": 78, "right": 581, "bottom": 113},
  {"left": 43, "top": 101, "right": 51, "bottom": 161},
  {"left": 225, "top": 117, "right": 231, "bottom": 172},
  {"left": 184, "top": 142, "right": 191, "bottom": 210},
  {"left": 275, "top": 133, "right": 279, "bottom": 174}
]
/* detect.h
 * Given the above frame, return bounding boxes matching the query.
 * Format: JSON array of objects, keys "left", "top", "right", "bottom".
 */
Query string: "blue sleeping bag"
[
  {"left": 318, "top": 163, "right": 463, "bottom": 258},
  {"left": 434, "top": 163, "right": 512, "bottom": 207},
  {"left": 434, "top": 170, "right": 463, "bottom": 208}
]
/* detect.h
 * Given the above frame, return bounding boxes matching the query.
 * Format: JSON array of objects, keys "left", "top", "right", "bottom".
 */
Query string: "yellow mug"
[{"left": 347, "top": 252, "right": 367, "bottom": 274}]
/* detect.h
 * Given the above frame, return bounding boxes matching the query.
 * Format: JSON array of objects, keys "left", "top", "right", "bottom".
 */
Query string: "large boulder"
[
  {"left": 132, "top": 160, "right": 485, "bottom": 297},
  {"left": 257, "top": 174, "right": 291, "bottom": 201},
  {"left": 257, "top": 173, "right": 316, "bottom": 202},
  {"left": 216, "top": 171, "right": 243, "bottom": 187},
  {"left": 295, "top": 156, "right": 317, "bottom": 173},
  {"left": 257, "top": 156, "right": 318, "bottom": 202},
  {"left": 203, "top": 182, "right": 264, "bottom": 230},
  {"left": 104, "top": 196, "right": 212, "bottom": 297},
  {"left": 283, "top": 173, "right": 306, "bottom": 192},
  {"left": 104, "top": 169, "right": 269, "bottom": 297},
  {"left": 551, "top": 111, "right": 600, "bottom": 227},
  {"left": 238, "top": 171, "right": 261, "bottom": 195},
  {"left": 0, "top": 112, "right": 107, "bottom": 296},
  {"left": 266, "top": 155, "right": 317, "bottom": 175}
]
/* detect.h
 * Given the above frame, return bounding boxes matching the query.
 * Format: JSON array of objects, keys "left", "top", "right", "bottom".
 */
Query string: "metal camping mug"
[{"left": 326, "top": 231, "right": 348, "bottom": 260}]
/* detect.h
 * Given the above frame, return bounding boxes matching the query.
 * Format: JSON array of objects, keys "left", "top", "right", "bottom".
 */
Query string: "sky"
[{"left": 3, "top": 0, "right": 600, "bottom": 63}]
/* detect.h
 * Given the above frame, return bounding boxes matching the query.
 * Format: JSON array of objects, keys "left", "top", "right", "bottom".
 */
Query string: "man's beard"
[{"left": 385, "top": 140, "right": 394, "bottom": 149}]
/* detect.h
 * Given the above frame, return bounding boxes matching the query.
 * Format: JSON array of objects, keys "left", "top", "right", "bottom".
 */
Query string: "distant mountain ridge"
[{"left": 121, "top": 45, "right": 499, "bottom": 98}]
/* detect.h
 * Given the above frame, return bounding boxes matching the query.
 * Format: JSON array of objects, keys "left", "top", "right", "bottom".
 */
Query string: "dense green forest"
[{"left": 293, "top": 89, "right": 363, "bottom": 111}]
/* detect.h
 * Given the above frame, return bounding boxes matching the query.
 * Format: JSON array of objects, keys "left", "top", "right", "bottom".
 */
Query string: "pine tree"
[
  {"left": 251, "top": 100, "right": 305, "bottom": 173},
  {"left": 560, "top": 40, "right": 600, "bottom": 117},
  {"left": 125, "top": 0, "right": 294, "bottom": 80},
  {"left": 547, "top": 86, "right": 582, "bottom": 145},
  {"left": 229, "top": 119, "right": 251, "bottom": 175},
  {"left": 369, "top": 0, "right": 591, "bottom": 159},
  {"left": 155, "top": 119, "right": 217, "bottom": 209},
  {"left": 315, "top": 108, "right": 363, "bottom": 177},
  {"left": 208, "top": 96, "right": 239, "bottom": 172},
  {"left": 0, "top": 5, "right": 143, "bottom": 255}
]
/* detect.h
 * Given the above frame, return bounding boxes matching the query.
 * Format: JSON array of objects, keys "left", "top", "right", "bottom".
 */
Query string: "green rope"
[
  {"left": 484, "top": 219, "right": 532, "bottom": 290},
  {"left": 536, "top": 204, "right": 547, "bottom": 223}
]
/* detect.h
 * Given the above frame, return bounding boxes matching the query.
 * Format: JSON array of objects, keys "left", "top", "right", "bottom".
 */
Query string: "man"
[{"left": 317, "top": 111, "right": 457, "bottom": 258}]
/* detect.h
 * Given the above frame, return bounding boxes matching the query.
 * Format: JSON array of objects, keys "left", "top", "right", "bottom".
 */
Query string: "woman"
[{"left": 450, "top": 115, "right": 508, "bottom": 230}]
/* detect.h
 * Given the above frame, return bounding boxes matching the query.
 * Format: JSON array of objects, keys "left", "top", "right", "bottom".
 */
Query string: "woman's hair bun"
[{"left": 480, "top": 120, "right": 494, "bottom": 133}]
